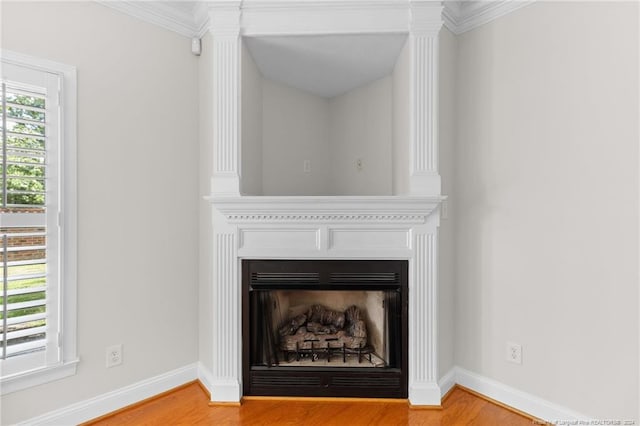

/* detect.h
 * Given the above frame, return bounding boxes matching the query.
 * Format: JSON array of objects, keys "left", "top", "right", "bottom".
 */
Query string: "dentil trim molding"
[{"left": 210, "top": 196, "right": 445, "bottom": 224}]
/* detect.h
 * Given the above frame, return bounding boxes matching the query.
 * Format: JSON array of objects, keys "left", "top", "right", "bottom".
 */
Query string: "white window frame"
[{"left": 0, "top": 50, "right": 78, "bottom": 395}]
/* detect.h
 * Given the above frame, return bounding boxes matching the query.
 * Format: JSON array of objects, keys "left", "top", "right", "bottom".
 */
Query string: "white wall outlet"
[
  {"left": 303, "top": 160, "right": 311, "bottom": 173},
  {"left": 356, "top": 158, "right": 363, "bottom": 172},
  {"left": 506, "top": 342, "right": 522, "bottom": 364},
  {"left": 106, "top": 344, "right": 123, "bottom": 368}
]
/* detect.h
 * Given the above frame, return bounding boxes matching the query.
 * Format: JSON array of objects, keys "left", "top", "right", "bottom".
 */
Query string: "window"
[{"left": 0, "top": 51, "right": 77, "bottom": 394}]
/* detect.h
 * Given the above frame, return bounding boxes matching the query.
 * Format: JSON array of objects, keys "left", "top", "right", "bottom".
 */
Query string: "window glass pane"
[
  {"left": 0, "top": 227, "right": 47, "bottom": 358},
  {"left": 2, "top": 87, "right": 47, "bottom": 211}
]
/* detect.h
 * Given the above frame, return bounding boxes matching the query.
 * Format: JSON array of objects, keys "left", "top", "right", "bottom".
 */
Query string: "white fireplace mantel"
[
  {"left": 204, "top": 0, "right": 445, "bottom": 407},
  {"left": 210, "top": 195, "right": 445, "bottom": 224},
  {"left": 208, "top": 195, "right": 444, "bottom": 405}
]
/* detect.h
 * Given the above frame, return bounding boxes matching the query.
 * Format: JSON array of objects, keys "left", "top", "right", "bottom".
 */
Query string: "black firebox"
[{"left": 242, "top": 259, "right": 408, "bottom": 398}]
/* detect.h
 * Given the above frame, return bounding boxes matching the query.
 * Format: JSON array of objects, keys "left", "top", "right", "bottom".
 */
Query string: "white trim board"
[
  {"left": 451, "top": 367, "right": 593, "bottom": 422},
  {"left": 197, "top": 362, "right": 214, "bottom": 397},
  {"left": 17, "top": 364, "right": 198, "bottom": 426},
  {"left": 437, "top": 367, "right": 457, "bottom": 398},
  {"left": 95, "top": 1, "right": 199, "bottom": 38}
]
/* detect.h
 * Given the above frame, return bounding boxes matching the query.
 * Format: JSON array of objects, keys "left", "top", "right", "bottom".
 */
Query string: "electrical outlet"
[
  {"left": 303, "top": 160, "right": 311, "bottom": 173},
  {"left": 106, "top": 344, "right": 123, "bottom": 368},
  {"left": 506, "top": 342, "right": 522, "bottom": 364},
  {"left": 356, "top": 158, "right": 363, "bottom": 172}
]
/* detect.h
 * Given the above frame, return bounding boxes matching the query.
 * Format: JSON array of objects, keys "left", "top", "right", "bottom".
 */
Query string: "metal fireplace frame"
[{"left": 242, "top": 259, "right": 408, "bottom": 398}]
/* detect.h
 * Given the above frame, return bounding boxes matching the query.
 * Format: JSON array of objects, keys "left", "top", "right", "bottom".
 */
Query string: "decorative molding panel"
[
  {"left": 239, "top": 228, "right": 320, "bottom": 251},
  {"left": 328, "top": 228, "right": 411, "bottom": 251},
  {"left": 240, "top": 1, "right": 411, "bottom": 36}
]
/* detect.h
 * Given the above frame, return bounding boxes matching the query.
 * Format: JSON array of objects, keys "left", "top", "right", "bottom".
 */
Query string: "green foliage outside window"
[{"left": 1, "top": 93, "right": 46, "bottom": 207}]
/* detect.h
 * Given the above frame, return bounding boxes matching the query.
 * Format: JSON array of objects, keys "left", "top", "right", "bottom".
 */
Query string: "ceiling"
[{"left": 244, "top": 34, "right": 409, "bottom": 98}]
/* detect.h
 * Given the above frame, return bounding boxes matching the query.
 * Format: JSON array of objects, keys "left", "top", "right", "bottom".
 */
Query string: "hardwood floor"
[{"left": 86, "top": 382, "right": 536, "bottom": 425}]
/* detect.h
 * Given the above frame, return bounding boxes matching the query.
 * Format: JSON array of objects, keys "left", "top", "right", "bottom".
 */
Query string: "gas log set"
[{"left": 278, "top": 304, "right": 371, "bottom": 363}]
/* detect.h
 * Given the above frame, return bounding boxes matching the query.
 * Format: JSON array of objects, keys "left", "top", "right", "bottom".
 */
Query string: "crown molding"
[
  {"left": 442, "top": 0, "right": 536, "bottom": 35},
  {"left": 194, "top": 2, "right": 213, "bottom": 38},
  {"left": 95, "top": 1, "right": 536, "bottom": 39},
  {"left": 96, "top": 1, "right": 199, "bottom": 38}
]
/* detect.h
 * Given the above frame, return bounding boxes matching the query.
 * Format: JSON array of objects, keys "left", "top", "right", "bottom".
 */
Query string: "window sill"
[{"left": 0, "top": 359, "right": 79, "bottom": 395}]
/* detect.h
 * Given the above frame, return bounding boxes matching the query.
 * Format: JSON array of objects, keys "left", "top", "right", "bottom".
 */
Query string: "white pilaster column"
[
  {"left": 210, "top": 208, "right": 241, "bottom": 402},
  {"left": 209, "top": 3, "right": 242, "bottom": 197},
  {"left": 406, "top": 2, "right": 443, "bottom": 406},
  {"left": 409, "top": 216, "right": 440, "bottom": 405},
  {"left": 208, "top": 1, "right": 243, "bottom": 402},
  {"left": 409, "top": 1, "right": 443, "bottom": 196}
]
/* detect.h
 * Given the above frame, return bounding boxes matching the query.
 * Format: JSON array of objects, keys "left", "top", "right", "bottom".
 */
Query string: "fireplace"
[
  {"left": 203, "top": 0, "right": 445, "bottom": 407},
  {"left": 243, "top": 260, "right": 408, "bottom": 398}
]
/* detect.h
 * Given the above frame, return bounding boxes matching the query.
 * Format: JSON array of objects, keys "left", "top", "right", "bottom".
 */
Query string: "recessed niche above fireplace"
[
  {"left": 241, "top": 34, "right": 409, "bottom": 196},
  {"left": 243, "top": 260, "right": 408, "bottom": 398}
]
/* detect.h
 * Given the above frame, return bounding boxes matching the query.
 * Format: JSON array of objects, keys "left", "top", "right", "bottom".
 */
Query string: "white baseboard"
[
  {"left": 19, "top": 363, "right": 198, "bottom": 426},
  {"left": 19, "top": 363, "right": 592, "bottom": 425},
  {"left": 437, "top": 367, "right": 456, "bottom": 398},
  {"left": 454, "top": 367, "right": 592, "bottom": 422},
  {"left": 197, "top": 361, "right": 214, "bottom": 397}
]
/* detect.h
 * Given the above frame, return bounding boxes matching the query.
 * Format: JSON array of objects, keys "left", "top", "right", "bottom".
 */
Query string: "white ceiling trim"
[
  {"left": 95, "top": 1, "right": 537, "bottom": 39},
  {"left": 442, "top": 0, "right": 536, "bottom": 35},
  {"left": 96, "top": 1, "right": 200, "bottom": 38}
]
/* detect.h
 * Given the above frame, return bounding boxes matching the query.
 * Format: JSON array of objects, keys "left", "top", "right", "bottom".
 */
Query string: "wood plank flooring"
[{"left": 86, "top": 382, "right": 536, "bottom": 425}]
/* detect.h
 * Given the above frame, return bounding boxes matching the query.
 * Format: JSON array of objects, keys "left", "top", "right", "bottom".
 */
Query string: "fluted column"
[
  {"left": 408, "top": 0, "right": 443, "bottom": 405},
  {"left": 210, "top": 3, "right": 241, "bottom": 197},
  {"left": 410, "top": 224, "right": 440, "bottom": 404},
  {"left": 409, "top": 1, "right": 442, "bottom": 196},
  {"left": 208, "top": 1, "right": 242, "bottom": 403}
]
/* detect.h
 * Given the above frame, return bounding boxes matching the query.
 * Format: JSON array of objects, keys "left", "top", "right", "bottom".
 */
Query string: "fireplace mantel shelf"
[{"left": 207, "top": 195, "right": 446, "bottom": 224}]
